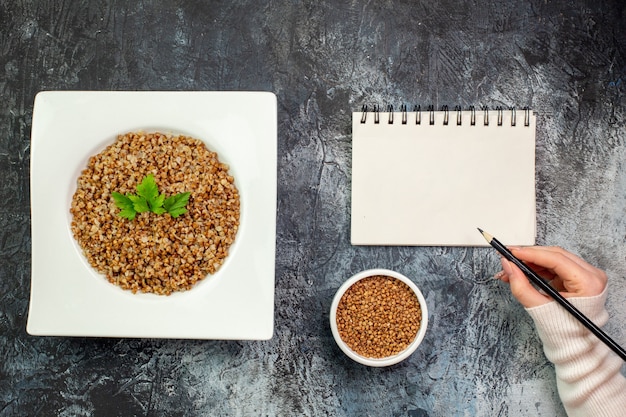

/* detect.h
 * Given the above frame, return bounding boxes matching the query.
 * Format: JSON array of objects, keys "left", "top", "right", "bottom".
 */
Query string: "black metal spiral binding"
[
  {"left": 414, "top": 105, "right": 421, "bottom": 125},
  {"left": 524, "top": 107, "right": 530, "bottom": 126},
  {"left": 359, "top": 105, "right": 530, "bottom": 126},
  {"left": 428, "top": 105, "right": 435, "bottom": 125},
  {"left": 455, "top": 105, "right": 462, "bottom": 125}
]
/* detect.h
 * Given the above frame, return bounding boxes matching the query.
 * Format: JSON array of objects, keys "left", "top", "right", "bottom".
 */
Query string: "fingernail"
[{"left": 494, "top": 271, "right": 505, "bottom": 280}]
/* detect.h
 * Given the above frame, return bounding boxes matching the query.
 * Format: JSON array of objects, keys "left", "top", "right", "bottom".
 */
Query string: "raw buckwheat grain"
[{"left": 335, "top": 275, "right": 422, "bottom": 358}]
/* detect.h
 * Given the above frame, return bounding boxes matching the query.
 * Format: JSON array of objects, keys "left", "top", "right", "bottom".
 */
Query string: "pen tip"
[{"left": 477, "top": 227, "right": 483, "bottom": 234}]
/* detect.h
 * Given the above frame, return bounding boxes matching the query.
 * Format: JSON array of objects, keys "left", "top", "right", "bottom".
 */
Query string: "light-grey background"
[{"left": 1, "top": 1, "right": 625, "bottom": 416}]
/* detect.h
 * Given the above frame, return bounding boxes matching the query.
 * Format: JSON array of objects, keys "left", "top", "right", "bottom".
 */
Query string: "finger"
[
  {"left": 496, "top": 260, "right": 563, "bottom": 300},
  {"left": 495, "top": 259, "right": 553, "bottom": 282},
  {"left": 505, "top": 249, "right": 557, "bottom": 278},
  {"left": 512, "top": 246, "right": 600, "bottom": 276},
  {"left": 497, "top": 253, "right": 558, "bottom": 285},
  {"left": 509, "top": 246, "right": 606, "bottom": 296},
  {"left": 521, "top": 262, "right": 557, "bottom": 280},
  {"left": 501, "top": 258, "right": 551, "bottom": 308},
  {"left": 509, "top": 247, "right": 588, "bottom": 279},
  {"left": 494, "top": 270, "right": 507, "bottom": 281}
]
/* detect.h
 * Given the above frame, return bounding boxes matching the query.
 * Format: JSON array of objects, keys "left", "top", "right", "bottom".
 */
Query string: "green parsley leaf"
[
  {"left": 150, "top": 193, "right": 166, "bottom": 213},
  {"left": 164, "top": 192, "right": 190, "bottom": 218},
  {"left": 152, "top": 204, "right": 167, "bottom": 215},
  {"left": 128, "top": 194, "right": 150, "bottom": 213},
  {"left": 112, "top": 174, "right": 190, "bottom": 220},
  {"left": 136, "top": 174, "right": 160, "bottom": 204},
  {"left": 112, "top": 192, "right": 137, "bottom": 220}
]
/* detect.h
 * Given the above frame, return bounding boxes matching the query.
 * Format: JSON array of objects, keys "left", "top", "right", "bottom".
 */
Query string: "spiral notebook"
[{"left": 351, "top": 106, "right": 537, "bottom": 246}]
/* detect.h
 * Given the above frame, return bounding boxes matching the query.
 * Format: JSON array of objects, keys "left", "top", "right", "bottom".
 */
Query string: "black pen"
[{"left": 478, "top": 228, "right": 626, "bottom": 362}]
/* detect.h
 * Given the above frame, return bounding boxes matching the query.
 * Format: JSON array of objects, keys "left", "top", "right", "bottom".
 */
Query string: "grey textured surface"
[{"left": 1, "top": 0, "right": 625, "bottom": 416}]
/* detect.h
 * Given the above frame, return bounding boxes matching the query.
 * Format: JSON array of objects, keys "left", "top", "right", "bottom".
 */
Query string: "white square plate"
[{"left": 27, "top": 91, "right": 277, "bottom": 339}]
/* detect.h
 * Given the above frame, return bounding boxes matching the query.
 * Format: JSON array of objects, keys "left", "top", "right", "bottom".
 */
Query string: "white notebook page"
[{"left": 351, "top": 109, "right": 536, "bottom": 246}]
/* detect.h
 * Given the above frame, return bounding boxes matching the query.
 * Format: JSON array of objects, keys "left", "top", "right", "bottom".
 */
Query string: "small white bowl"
[{"left": 330, "top": 269, "right": 428, "bottom": 367}]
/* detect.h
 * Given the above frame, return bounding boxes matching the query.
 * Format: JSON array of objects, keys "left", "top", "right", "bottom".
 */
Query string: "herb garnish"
[{"left": 112, "top": 174, "right": 190, "bottom": 220}]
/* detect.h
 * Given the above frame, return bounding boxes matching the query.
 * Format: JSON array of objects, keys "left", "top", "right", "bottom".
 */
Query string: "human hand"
[{"left": 494, "top": 246, "right": 607, "bottom": 308}]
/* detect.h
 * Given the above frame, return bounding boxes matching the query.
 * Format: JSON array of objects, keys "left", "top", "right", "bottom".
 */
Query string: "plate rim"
[{"left": 27, "top": 90, "right": 277, "bottom": 340}]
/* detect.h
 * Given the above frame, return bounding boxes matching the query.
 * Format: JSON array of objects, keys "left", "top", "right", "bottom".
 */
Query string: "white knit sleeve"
[{"left": 525, "top": 287, "right": 626, "bottom": 417}]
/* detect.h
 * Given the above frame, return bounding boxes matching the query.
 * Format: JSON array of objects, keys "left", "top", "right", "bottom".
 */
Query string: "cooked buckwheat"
[{"left": 70, "top": 132, "right": 240, "bottom": 295}]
